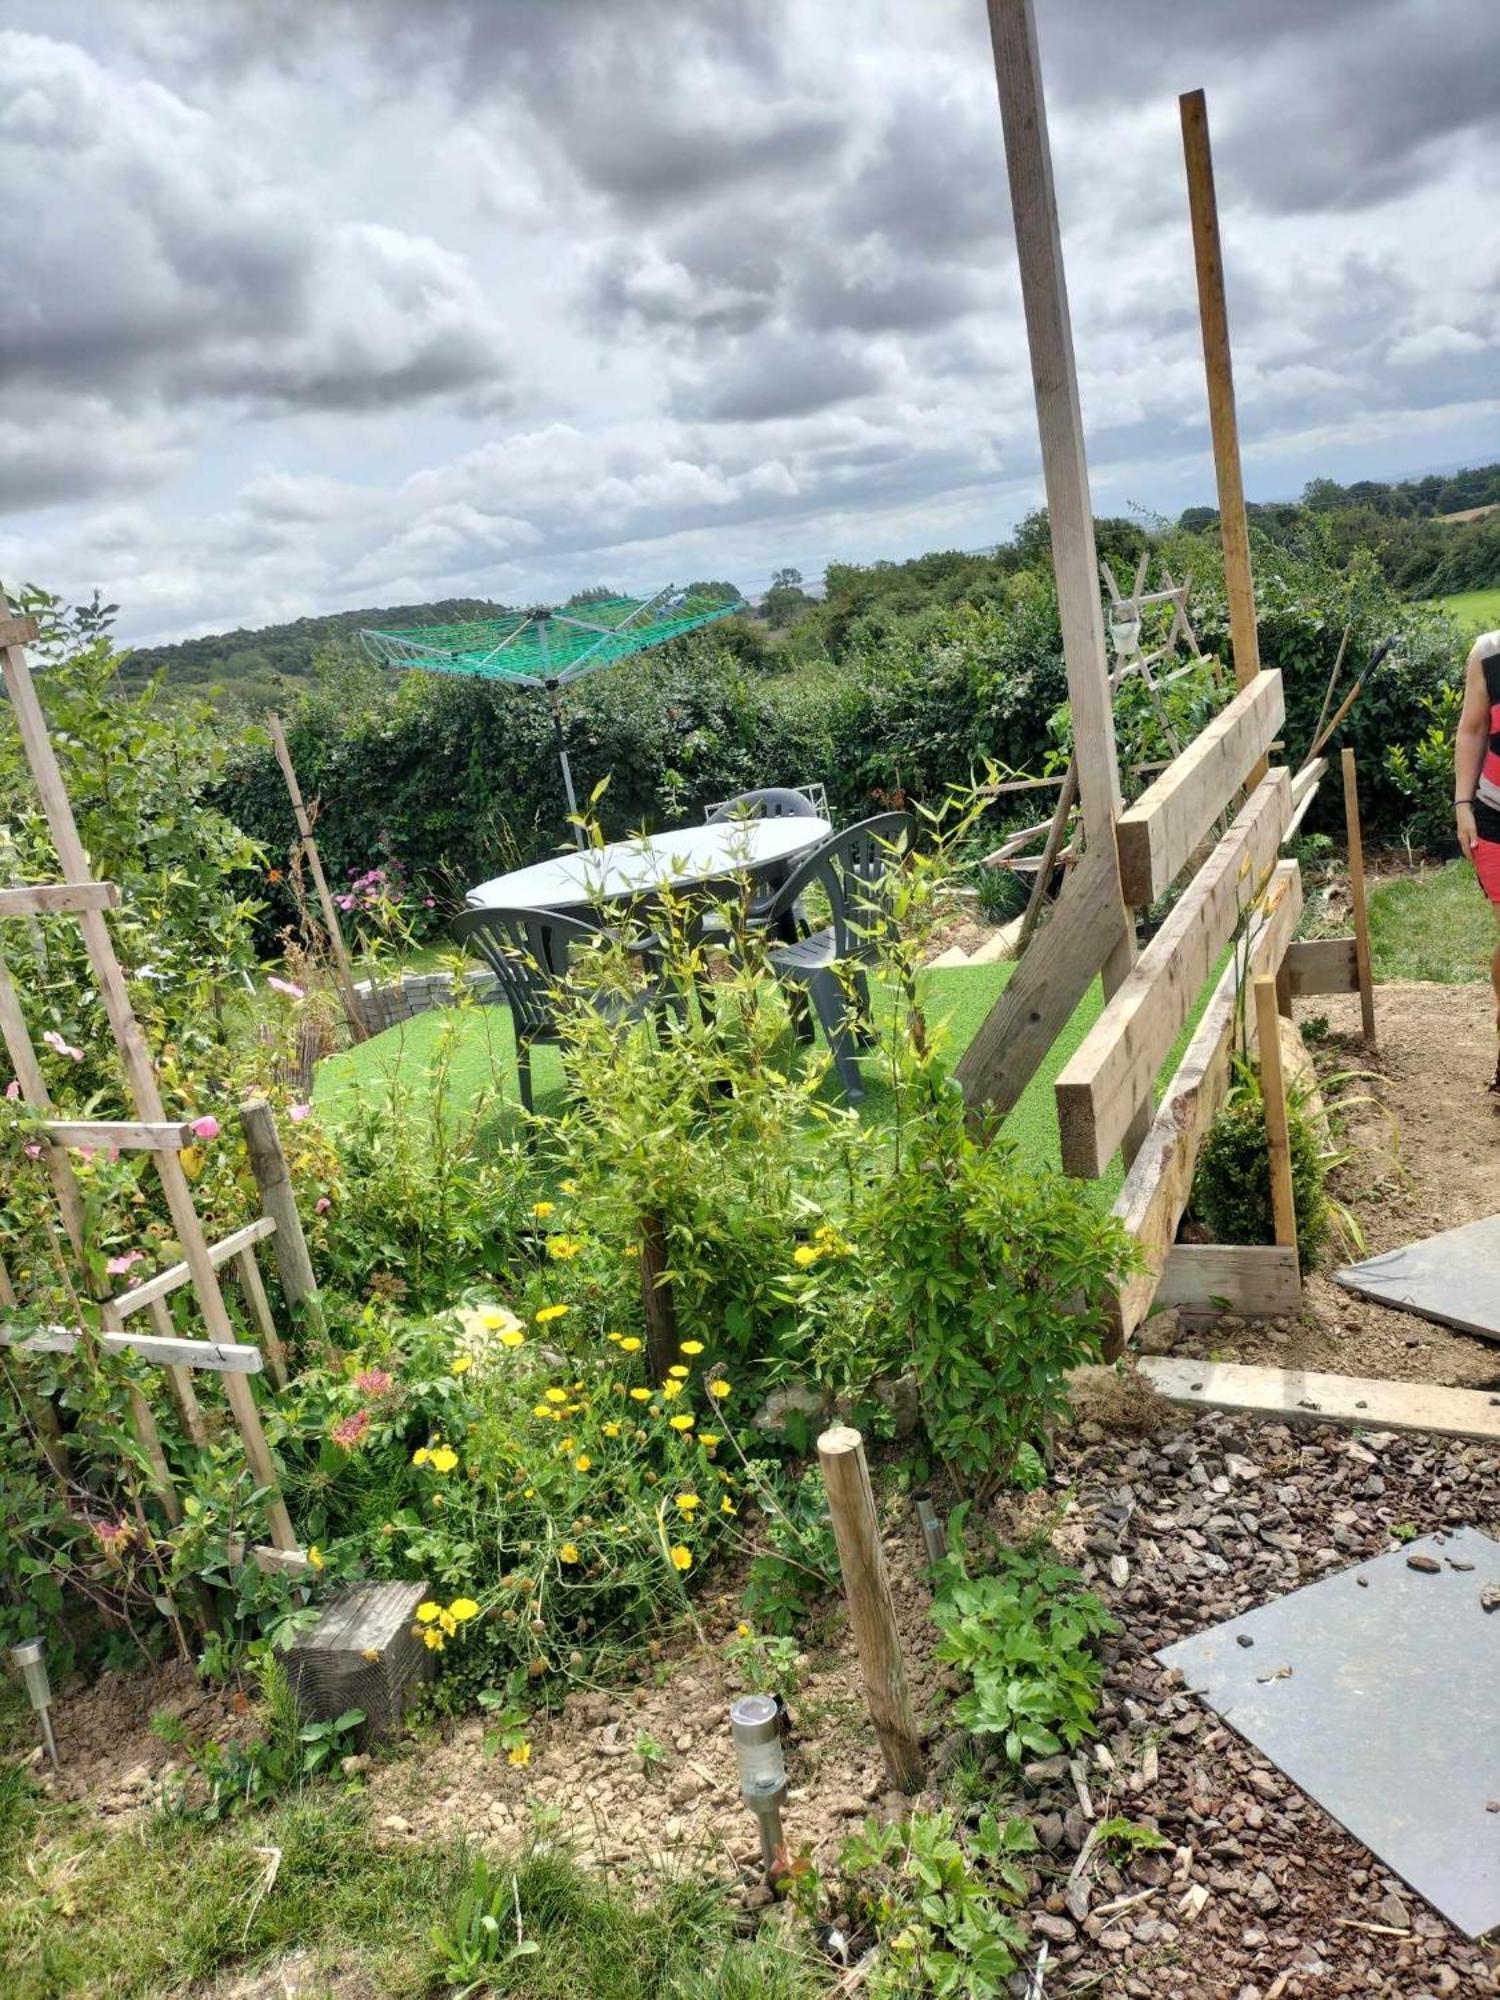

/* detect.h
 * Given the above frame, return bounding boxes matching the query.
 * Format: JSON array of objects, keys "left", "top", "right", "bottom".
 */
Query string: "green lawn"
[
  {"left": 1432, "top": 587, "right": 1500, "bottom": 640},
  {"left": 1369, "top": 858, "right": 1494, "bottom": 983}
]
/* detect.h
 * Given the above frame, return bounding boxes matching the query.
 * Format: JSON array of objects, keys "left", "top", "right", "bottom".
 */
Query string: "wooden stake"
[
  {"left": 1016, "top": 757, "right": 1078, "bottom": 954},
  {"left": 266, "top": 713, "right": 367, "bottom": 1043},
  {"left": 639, "top": 1209, "right": 678, "bottom": 1386},
  {"left": 817, "top": 1424, "right": 924, "bottom": 1792},
  {"left": 1339, "top": 748, "right": 1378, "bottom": 1045},
  {"left": 981, "top": 0, "right": 1148, "bottom": 1158},
  {"left": 239, "top": 1099, "right": 330, "bottom": 1353},
  {"left": 147, "top": 1296, "right": 210, "bottom": 1448},
  {"left": 235, "top": 1246, "right": 289, "bottom": 1389},
  {"left": 1253, "top": 975, "right": 1298, "bottom": 1254},
  {"left": 1180, "top": 90, "right": 1261, "bottom": 712}
]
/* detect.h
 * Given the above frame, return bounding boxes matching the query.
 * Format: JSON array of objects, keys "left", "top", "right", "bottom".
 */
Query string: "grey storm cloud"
[{"left": 0, "top": 0, "right": 1496, "bottom": 642}]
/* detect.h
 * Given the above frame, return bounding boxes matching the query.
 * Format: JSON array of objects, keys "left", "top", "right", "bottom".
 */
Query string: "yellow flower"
[
  {"left": 619, "top": 1337, "right": 642, "bottom": 1354},
  {"left": 736, "top": 1621, "right": 752, "bottom": 1639},
  {"left": 679, "top": 1340, "right": 704, "bottom": 1356},
  {"left": 412, "top": 1447, "right": 430, "bottom": 1466},
  {"left": 546, "top": 1235, "right": 585, "bottom": 1261},
  {"left": 559, "top": 1542, "right": 580, "bottom": 1564},
  {"left": 698, "top": 1433, "right": 721, "bottom": 1448},
  {"left": 307, "top": 1544, "right": 325, "bottom": 1570},
  {"left": 675, "top": 1493, "right": 701, "bottom": 1512},
  {"left": 793, "top": 1244, "right": 821, "bottom": 1268},
  {"left": 533, "top": 1404, "right": 553, "bottom": 1419},
  {"left": 624, "top": 1244, "right": 640, "bottom": 1259},
  {"left": 535, "top": 1304, "right": 570, "bottom": 1324},
  {"left": 606, "top": 1332, "right": 622, "bottom": 1344},
  {"left": 449, "top": 1597, "right": 480, "bottom": 1622},
  {"left": 708, "top": 1379, "right": 731, "bottom": 1400},
  {"left": 575, "top": 1454, "right": 592, "bottom": 1472},
  {"left": 438, "top": 1609, "right": 458, "bottom": 1636},
  {"left": 416, "top": 1600, "right": 442, "bottom": 1624},
  {"left": 602, "top": 1422, "right": 622, "bottom": 1438},
  {"left": 670, "top": 1545, "right": 692, "bottom": 1572},
  {"left": 430, "top": 1446, "right": 459, "bottom": 1474},
  {"left": 451, "top": 1355, "right": 474, "bottom": 1376},
  {"left": 500, "top": 1330, "right": 526, "bottom": 1348},
  {"left": 669, "top": 1414, "right": 694, "bottom": 1432},
  {"left": 545, "top": 1388, "right": 568, "bottom": 1404},
  {"left": 559, "top": 1437, "right": 575, "bottom": 1452},
  {"left": 559, "top": 1178, "right": 578, "bottom": 1194},
  {"left": 508, "top": 1740, "right": 532, "bottom": 1767},
  {"left": 629, "top": 1387, "right": 651, "bottom": 1403},
  {"left": 421, "top": 1627, "right": 445, "bottom": 1651},
  {"left": 721, "top": 1497, "right": 737, "bottom": 1515},
  {"left": 480, "top": 1308, "right": 521, "bottom": 1331},
  {"left": 661, "top": 1378, "right": 683, "bottom": 1400},
  {"left": 668, "top": 1365, "right": 689, "bottom": 1380},
  {"left": 532, "top": 1201, "right": 556, "bottom": 1219}
]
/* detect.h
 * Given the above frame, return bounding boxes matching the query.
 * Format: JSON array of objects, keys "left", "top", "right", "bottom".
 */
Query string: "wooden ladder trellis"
[{"left": 0, "top": 591, "right": 299, "bottom": 1554}]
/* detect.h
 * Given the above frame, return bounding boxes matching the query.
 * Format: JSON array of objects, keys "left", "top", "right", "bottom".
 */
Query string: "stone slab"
[{"left": 1335, "top": 1214, "right": 1500, "bottom": 1345}]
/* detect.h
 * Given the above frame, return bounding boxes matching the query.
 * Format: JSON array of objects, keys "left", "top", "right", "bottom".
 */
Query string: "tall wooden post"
[
  {"left": 959, "top": 0, "right": 1149, "bottom": 1157},
  {"left": 1252, "top": 976, "right": 1298, "bottom": 1254},
  {"left": 638, "top": 1210, "right": 678, "bottom": 1387},
  {"left": 239, "top": 1098, "right": 331, "bottom": 1354},
  {"left": 817, "top": 1425, "right": 924, "bottom": 1792},
  {"left": 1181, "top": 90, "right": 1263, "bottom": 760},
  {"left": 267, "top": 713, "right": 367, "bottom": 1044},
  {"left": 1341, "top": 748, "right": 1377, "bottom": 1043}
]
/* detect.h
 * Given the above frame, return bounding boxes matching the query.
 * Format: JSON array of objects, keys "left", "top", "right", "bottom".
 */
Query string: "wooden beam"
[
  {"left": 0, "top": 881, "right": 120, "bottom": 918},
  {"left": 1056, "top": 768, "right": 1292, "bottom": 1177},
  {"left": 1108, "top": 859, "right": 1302, "bottom": 1350},
  {"left": 0, "top": 1323, "right": 80, "bottom": 1354},
  {"left": 1137, "top": 1355, "right": 1500, "bottom": 1446},
  {"left": 1254, "top": 974, "right": 1298, "bottom": 1253},
  {"left": 1115, "top": 671, "right": 1284, "bottom": 904},
  {"left": 99, "top": 1331, "right": 264, "bottom": 1374},
  {"left": 979, "top": 0, "right": 1147, "bottom": 1157},
  {"left": 238, "top": 1101, "right": 330, "bottom": 1349},
  {"left": 111, "top": 1215, "right": 276, "bottom": 1320},
  {"left": 0, "top": 613, "right": 39, "bottom": 649},
  {"left": 148, "top": 1295, "right": 209, "bottom": 1449},
  {"left": 42, "top": 1118, "right": 195, "bottom": 1152},
  {"left": 1341, "top": 747, "right": 1377, "bottom": 1043},
  {"left": 1181, "top": 90, "right": 1261, "bottom": 709},
  {"left": 1283, "top": 936, "right": 1359, "bottom": 997},
  {"left": 234, "top": 1245, "right": 289, "bottom": 1390},
  {"left": 1284, "top": 757, "right": 1327, "bottom": 843},
  {"left": 1154, "top": 1242, "right": 1301, "bottom": 1318},
  {"left": 226, "top": 1537, "right": 315, "bottom": 1578}
]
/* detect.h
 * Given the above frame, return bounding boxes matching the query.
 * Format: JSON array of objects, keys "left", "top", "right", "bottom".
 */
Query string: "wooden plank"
[
  {"left": 1284, "top": 936, "right": 1359, "bottom": 997},
  {"left": 148, "top": 1295, "right": 209, "bottom": 1449},
  {"left": 1155, "top": 1243, "right": 1301, "bottom": 1317},
  {"left": 1108, "top": 858, "right": 1302, "bottom": 1350},
  {"left": 0, "top": 613, "right": 39, "bottom": 649},
  {"left": 235, "top": 1245, "right": 289, "bottom": 1389},
  {"left": 1254, "top": 974, "right": 1298, "bottom": 1252},
  {"left": 979, "top": 0, "right": 1147, "bottom": 1159},
  {"left": 239, "top": 1101, "right": 329, "bottom": 1348},
  {"left": 226, "top": 1536, "right": 315, "bottom": 1578},
  {"left": 1115, "top": 671, "right": 1284, "bottom": 904},
  {"left": 100, "top": 1330, "right": 264, "bottom": 1374},
  {"left": 0, "top": 1323, "right": 80, "bottom": 1354},
  {"left": 1056, "top": 769, "right": 1292, "bottom": 1177},
  {"left": 1181, "top": 91, "right": 1261, "bottom": 707},
  {"left": 1137, "top": 1355, "right": 1500, "bottom": 1446},
  {"left": 42, "top": 1118, "right": 195, "bottom": 1152},
  {"left": 1341, "top": 747, "right": 1377, "bottom": 1043},
  {"left": 0, "top": 881, "right": 119, "bottom": 918},
  {"left": 1284, "top": 758, "right": 1327, "bottom": 843},
  {"left": 111, "top": 1214, "right": 276, "bottom": 1320}
]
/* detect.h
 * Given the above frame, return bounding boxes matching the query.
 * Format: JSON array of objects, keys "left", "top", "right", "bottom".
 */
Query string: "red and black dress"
[{"left": 1473, "top": 637, "right": 1500, "bottom": 904}]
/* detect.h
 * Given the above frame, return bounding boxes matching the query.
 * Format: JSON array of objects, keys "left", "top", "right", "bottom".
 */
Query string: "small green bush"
[{"left": 1193, "top": 1056, "right": 1330, "bottom": 1264}]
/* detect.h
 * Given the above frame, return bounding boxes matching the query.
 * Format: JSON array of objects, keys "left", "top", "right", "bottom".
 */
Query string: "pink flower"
[
  {"left": 4, "top": 1080, "right": 19, "bottom": 1100},
  {"left": 41, "top": 1030, "right": 83, "bottom": 1062},
  {"left": 190, "top": 1116, "right": 220, "bottom": 1140},
  {"left": 315, "top": 1195, "right": 331, "bottom": 1214},
  {"left": 423, "top": 897, "right": 436, "bottom": 908},
  {"left": 354, "top": 1367, "right": 394, "bottom": 1398},
  {"left": 23, "top": 1143, "right": 41, "bottom": 1159},
  {"left": 289, "top": 1102, "right": 312, "bottom": 1123},
  {"left": 267, "top": 976, "right": 305, "bottom": 1000},
  {"left": 106, "top": 1250, "right": 145, "bottom": 1276},
  {"left": 331, "top": 1408, "right": 372, "bottom": 1449},
  {"left": 90, "top": 1517, "right": 130, "bottom": 1550}
]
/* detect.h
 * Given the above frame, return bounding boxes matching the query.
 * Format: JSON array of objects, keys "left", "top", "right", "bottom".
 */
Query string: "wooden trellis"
[{"left": 0, "top": 591, "right": 299, "bottom": 1552}]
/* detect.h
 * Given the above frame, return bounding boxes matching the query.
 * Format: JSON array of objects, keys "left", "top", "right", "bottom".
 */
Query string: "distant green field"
[{"left": 1432, "top": 588, "right": 1500, "bottom": 640}]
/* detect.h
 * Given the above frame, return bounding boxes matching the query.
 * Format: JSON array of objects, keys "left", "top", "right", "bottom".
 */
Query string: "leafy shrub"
[
  {"left": 738, "top": 1462, "right": 842, "bottom": 1635},
  {"left": 172, "top": 1656, "right": 363, "bottom": 1822},
  {"left": 1193, "top": 1055, "right": 1330, "bottom": 1264},
  {"left": 932, "top": 1552, "right": 1115, "bottom": 1764}
]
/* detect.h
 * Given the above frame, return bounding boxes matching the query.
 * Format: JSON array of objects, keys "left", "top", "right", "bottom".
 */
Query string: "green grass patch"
[
  {"left": 1368, "top": 859, "right": 1494, "bottom": 983},
  {"left": 1430, "top": 587, "right": 1500, "bottom": 641}
]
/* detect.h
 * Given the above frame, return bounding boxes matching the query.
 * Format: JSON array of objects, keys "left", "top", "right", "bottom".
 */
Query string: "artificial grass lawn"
[
  {"left": 1368, "top": 858, "right": 1495, "bottom": 984},
  {"left": 1432, "top": 587, "right": 1500, "bottom": 641}
]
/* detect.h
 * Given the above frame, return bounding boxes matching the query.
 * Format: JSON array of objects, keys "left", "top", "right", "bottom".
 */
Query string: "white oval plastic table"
[{"left": 466, "top": 816, "right": 832, "bottom": 916}]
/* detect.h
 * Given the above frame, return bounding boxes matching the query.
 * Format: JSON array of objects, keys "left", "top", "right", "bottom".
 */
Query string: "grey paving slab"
[
  {"left": 1334, "top": 1213, "right": 1500, "bottom": 1344},
  {"left": 1157, "top": 1527, "right": 1500, "bottom": 1938}
]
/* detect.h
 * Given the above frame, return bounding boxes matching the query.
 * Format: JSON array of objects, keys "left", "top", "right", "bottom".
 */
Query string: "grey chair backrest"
[
  {"left": 450, "top": 906, "right": 602, "bottom": 1042},
  {"left": 759, "top": 812, "right": 914, "bottom": 959},
  {"left": 706, "top": 786, "right": 821, "bottom": 824}
]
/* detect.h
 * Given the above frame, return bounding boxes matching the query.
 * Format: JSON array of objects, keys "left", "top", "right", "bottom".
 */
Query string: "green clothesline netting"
[{"left": 358, "top": 590, "right": 744, "bottom": 686}]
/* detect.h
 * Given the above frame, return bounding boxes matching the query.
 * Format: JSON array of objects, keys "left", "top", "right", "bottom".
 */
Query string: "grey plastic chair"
[
  {"left": 450, "top": 906, "right": 668, "bottom": 1115},
  {"left": 706, "top": 787, "right": 821, "bottom": 824},
  {"left": 753, "top": 812, "right": 914, "bottom": 1103}
]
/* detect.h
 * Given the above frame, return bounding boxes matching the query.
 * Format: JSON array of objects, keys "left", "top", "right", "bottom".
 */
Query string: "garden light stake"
[
  {"left": 11, "top": 1638, "right": 58, "bottom": 1769},
  {"left": 730, "top": 1693, "right": 787, "bottom": 1875}
]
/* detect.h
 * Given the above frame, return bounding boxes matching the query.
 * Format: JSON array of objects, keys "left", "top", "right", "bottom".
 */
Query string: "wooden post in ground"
[
  {"left": 638, "top": 1210, "right": 678, "bottom": 1386},
  {"left": 1253, "top": 975, "right": 1298, "bottom": 1255},
  {"left": 817, "top": 1424, "right": 924, "bottom": 1792},
  {"left": 239, "top": 1098, "right": 331, "bottom": 1355},
  {"left": 1340, "top": 748, "right": 1377, "bottom": 1044},
  {"left": 266, "top": 712, "right": 367, "bottom": 1044},
  {"left": 1181, "top": 90, "right": 1262, "bottom": 737}
]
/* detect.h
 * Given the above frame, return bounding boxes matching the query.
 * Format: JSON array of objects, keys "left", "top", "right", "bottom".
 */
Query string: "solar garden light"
[
  {"left": 913, "top": 1492, "right": 946, "bottom": 1571},
  {"left": 11, "top": 1638, "right": 58, "bottom": 1770},
  {"left": 1108, "top": 608, "right": 1141, "bottom": 660},
  {"left": 730, "top": 1693, "right": 787, "bottom": 1874}
]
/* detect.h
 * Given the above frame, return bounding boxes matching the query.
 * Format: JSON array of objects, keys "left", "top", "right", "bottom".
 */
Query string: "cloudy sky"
[{"left": 2, "top": 0, "right": 1497, "bottom": 644}]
